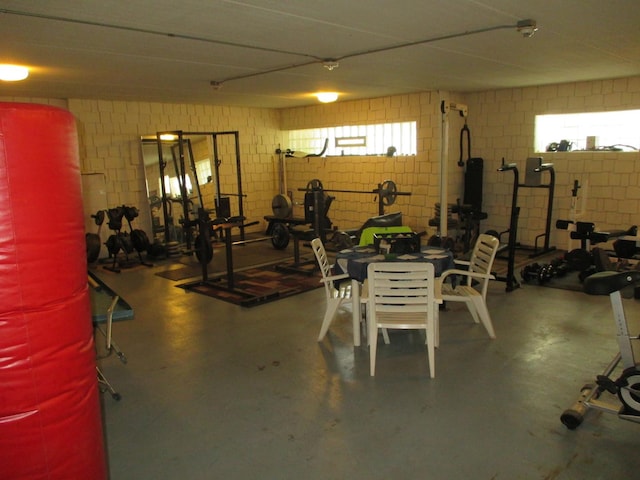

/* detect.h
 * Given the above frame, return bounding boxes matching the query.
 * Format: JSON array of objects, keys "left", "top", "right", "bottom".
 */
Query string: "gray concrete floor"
[{"left": 94, "top": 256, "right": 640, "bottom": 480}]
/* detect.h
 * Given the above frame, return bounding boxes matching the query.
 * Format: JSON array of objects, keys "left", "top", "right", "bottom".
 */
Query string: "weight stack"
[
  {"left": 464, "top": 157, "right": 483, "bottom": 211},
  {"left": 0, "top": 103, "right": 107, "bottom": 479}
]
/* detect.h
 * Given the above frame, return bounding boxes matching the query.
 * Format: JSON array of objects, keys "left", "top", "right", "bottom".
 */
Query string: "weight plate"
[
  {"left": 271, "top": 194, "right": 293, "bottom": 219},
  {"left": 86, "top": 233, "right": 101, "bottom": 263},
  {"left": 120, "top": 233, "right": 134, "bottom": 253},
  {"left": 105, "top": 235, "right": 120, "bottom": 256},
  {"left": 131, "top": 229, "right": 150, "bottom": 252},
  {"left": 195, "top": 234, "right": 214, "bottom": 265},
  {"left": 271, "top": 223, "right": 290, "bottom": 249},
  {"left": 93, "top": 210, "right": 105, "bottom": 226},
  {"left": 380, "top": 180, "right": 397, "bottom": 206}
]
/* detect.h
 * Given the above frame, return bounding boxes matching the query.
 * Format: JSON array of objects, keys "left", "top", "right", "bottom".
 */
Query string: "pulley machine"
[{"left": 438, "top": 100, "right": 469, "bottom": 241}]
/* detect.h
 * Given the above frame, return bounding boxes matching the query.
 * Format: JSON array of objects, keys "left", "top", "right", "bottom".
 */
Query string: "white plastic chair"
[
  {"left": 311, "top": 237, "right": 356, "bottom": 342},
  {"left": 437, "top": 233, "right": 499, "bottom": 339},
  {"left": 366, "top": 262, "right": 441, "bottom": 378}
]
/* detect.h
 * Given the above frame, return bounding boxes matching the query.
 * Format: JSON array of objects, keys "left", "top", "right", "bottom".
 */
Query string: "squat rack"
[{"left": 156, "top": 130, "right": 247, "bottom": 249}]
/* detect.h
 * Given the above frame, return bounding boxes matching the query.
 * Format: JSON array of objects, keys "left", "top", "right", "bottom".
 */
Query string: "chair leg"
[
  {"left": 382, "top": 328, "right": 390, "bottom": 344},
  {"left": 369, "top": 323, "right": 378, "bottom": 376},
  {"left": 466, "top": 300, "right": 481, "bottom": 324},
  {"left": 425, "top": 325, "right": 435, "bottom": 378},
  {"left": 317, "top": 298, "right": 342, "bottom": 341},
  {"left": 469, "top": 296, "right": 496, "bottom": 339}
]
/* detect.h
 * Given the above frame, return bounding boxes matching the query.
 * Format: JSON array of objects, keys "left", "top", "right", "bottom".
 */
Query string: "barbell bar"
[{"left": 298, "top": 179, "right": 410, "bottom": 207}]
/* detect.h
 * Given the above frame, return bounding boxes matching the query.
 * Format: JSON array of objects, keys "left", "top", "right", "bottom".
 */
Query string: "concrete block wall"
[
  {"left": 5, "top": 75, "right": 640, "bottom": 251},
  {"left": 279, "top": 91, "right": 466, "bottom": 234},
  {"left": 463, "top": 76, "right": 640, "bottom": 250},
  {"left": 57, "top": 99, "right": 281, "bottom": 237}
]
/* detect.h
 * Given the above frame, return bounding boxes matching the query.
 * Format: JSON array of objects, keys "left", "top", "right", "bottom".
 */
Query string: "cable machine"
[{"left": 438, "top": 100, "right": 469, "bottom": 239}]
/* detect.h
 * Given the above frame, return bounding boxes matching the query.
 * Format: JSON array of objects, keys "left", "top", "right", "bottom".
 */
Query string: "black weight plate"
[
  {"left": 105, "top": 235, "right": 120, "bottom": 256},
  {"left": 86, "top": 233, "right": 101, "bottom": 263},
  {"left": 380, "top": 180, "right": 397, "bottom": 206},
  {"left": 93, "top": 210, "right": 105, "bottom": 226},
  {"left": 194, "top": 234, "right": 214, "bottom": 265},
  {"left": 271, "top": 223, "right": 290, "bottom": 249},
  {"left": 120, "top": 233, "right": 134, "bottom": 253},
  {"left": 131, "top": 229, "right": 150, "bottom": 252}
]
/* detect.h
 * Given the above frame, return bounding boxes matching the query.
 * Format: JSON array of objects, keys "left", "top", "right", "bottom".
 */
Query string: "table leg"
[{"left": 352, "top": 278, "right": 361, "bottom": 347}]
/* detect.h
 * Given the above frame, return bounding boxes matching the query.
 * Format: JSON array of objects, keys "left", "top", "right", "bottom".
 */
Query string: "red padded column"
[{"left": 0, "top": 103, "right": 107, "bottom": 479}]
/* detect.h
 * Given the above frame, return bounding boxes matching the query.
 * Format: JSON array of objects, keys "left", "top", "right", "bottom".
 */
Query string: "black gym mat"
[
  {"left": 176, "top": 265, "right": 322, "bottom": 307},
  {"left": 154, "top": 240, "right": 302, "bottom": 281}
]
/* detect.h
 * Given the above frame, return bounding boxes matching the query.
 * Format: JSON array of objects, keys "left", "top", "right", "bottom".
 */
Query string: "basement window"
[
  {"left": 286, "top": 121, "right": 416, "bottom": 156},
  {"left": 535, "top": 110, "right": 640, "bottom": 152}
]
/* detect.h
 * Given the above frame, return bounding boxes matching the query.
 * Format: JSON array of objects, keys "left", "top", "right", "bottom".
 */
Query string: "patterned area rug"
[{"left": 176, "top": 263, "right": 321, "bottom": 307}]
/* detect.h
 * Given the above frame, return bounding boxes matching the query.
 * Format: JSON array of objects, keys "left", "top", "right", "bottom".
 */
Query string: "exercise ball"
[{"left": 0, "top": 103, "right": 107, "bottom": 479}]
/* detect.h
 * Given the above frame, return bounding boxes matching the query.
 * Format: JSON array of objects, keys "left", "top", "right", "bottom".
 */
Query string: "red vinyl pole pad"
[{"left": 0, "top": 103, "right": 107, "bottom": 479}]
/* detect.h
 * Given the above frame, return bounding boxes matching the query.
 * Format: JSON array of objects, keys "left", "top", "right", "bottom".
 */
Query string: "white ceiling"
[{"left": 1, "top": 0, "right": 639, "bottom": 108}]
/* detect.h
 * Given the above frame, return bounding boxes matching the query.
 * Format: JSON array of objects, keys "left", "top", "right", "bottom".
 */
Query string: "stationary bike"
[{"left": 561, "top": 270, "right": 640, "bottom": 429}]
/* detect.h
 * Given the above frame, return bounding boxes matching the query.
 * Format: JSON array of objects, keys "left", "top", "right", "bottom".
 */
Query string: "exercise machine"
[
  {"left": 491, "top": 157, "right": 556, "bottom": 291},
  {"left": 561, "top": 270, "right": 640, "bottom": 429},
  {"left": 494, "top": 159, "right": 521, "bottom": 292},
  {"left": 156, "top": 130, "right": 253, "bottom": 256}
]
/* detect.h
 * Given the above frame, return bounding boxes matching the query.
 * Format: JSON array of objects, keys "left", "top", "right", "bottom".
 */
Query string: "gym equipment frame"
[
  {"left": 494, "top": 158, "right": 556, "bottom": 292},
  {"left": 561, "top": 270, "right": 640, "bottom": 429},
  {"left": 156, "top": 130, "right": 248, "bottom": 252}
]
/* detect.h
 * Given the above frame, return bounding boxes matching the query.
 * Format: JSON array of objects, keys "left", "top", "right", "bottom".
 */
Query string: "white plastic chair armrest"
[
  {"left": 319, "top": 272, "right": 350, "bottom": 284},
  {"left": 439, "top": 269, "right": 495, "bottom": 283},
  {"left": 454, "top": 259, "right": 471, "bottom": 267}
]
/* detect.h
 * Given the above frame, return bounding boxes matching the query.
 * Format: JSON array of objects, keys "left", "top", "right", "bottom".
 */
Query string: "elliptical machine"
[{"left": 561, "top": 270, "right": 640, "bottom": 429}]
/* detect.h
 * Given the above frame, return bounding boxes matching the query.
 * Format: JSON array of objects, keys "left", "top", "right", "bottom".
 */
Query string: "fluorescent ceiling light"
[
  {"left": 0, "top": 64, "right": 29, "bottom": 81},
  {"left": 316, "top": 92, "right": 339, "bottom": 103}
]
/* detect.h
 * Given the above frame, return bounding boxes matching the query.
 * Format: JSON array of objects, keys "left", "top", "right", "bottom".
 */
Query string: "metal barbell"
[{"left": 300, "top": 178, "right": 410, "bottom": 207}]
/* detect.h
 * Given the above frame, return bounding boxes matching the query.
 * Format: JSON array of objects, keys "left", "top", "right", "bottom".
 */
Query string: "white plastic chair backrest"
[
  {"left": 368, "top": 262, "right": 436, "bottom": 317},
  {"left": 466, "top": 234, "right": 500, "bottom": 298},
  {"left": 311, "top": 237, "right": 338, "bottom": 299}
]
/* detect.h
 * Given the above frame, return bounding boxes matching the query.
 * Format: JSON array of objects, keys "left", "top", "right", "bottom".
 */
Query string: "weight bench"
[
  {"left": 340, "top": 211, "right": 403, "bottom": 246},
  {"left": 266, "top": 191, "right": 336, "bottom": 274}
]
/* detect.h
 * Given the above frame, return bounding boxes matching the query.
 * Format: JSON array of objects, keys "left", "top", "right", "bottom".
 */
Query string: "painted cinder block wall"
[
  {"left": 278, "top": 91, "right": 467, "bottom": 235},
  {"left": 4, "top": 74, "right": 640, "bottom": 251},
  {"left": 281, "top": 76, "right": 640, "bottom": 249},
  {"left": 462, "top": 76, "right": 640, "bottom": 250}
]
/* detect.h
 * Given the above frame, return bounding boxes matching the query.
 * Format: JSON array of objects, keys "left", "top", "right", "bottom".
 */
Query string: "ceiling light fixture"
[
  {"left": 315, "top": 92, "right": 339, "bottom": 103},
  {"left": 0, "top": 64, "right": 29, "bottom": 81},
  {"left": 516, "top": 19, "right": 538, "bottom": 38},
  {"left": 322, "top": 60, "right": 339, "bottom": 71}
]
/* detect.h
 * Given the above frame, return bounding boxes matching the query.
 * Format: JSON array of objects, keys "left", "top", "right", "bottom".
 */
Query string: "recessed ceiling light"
[
  {"left": 0, "top": 64, "right": 29, "bottom": 81},
  {"left": 316, "top": 92, "right": 339, "bottom": 103}
]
